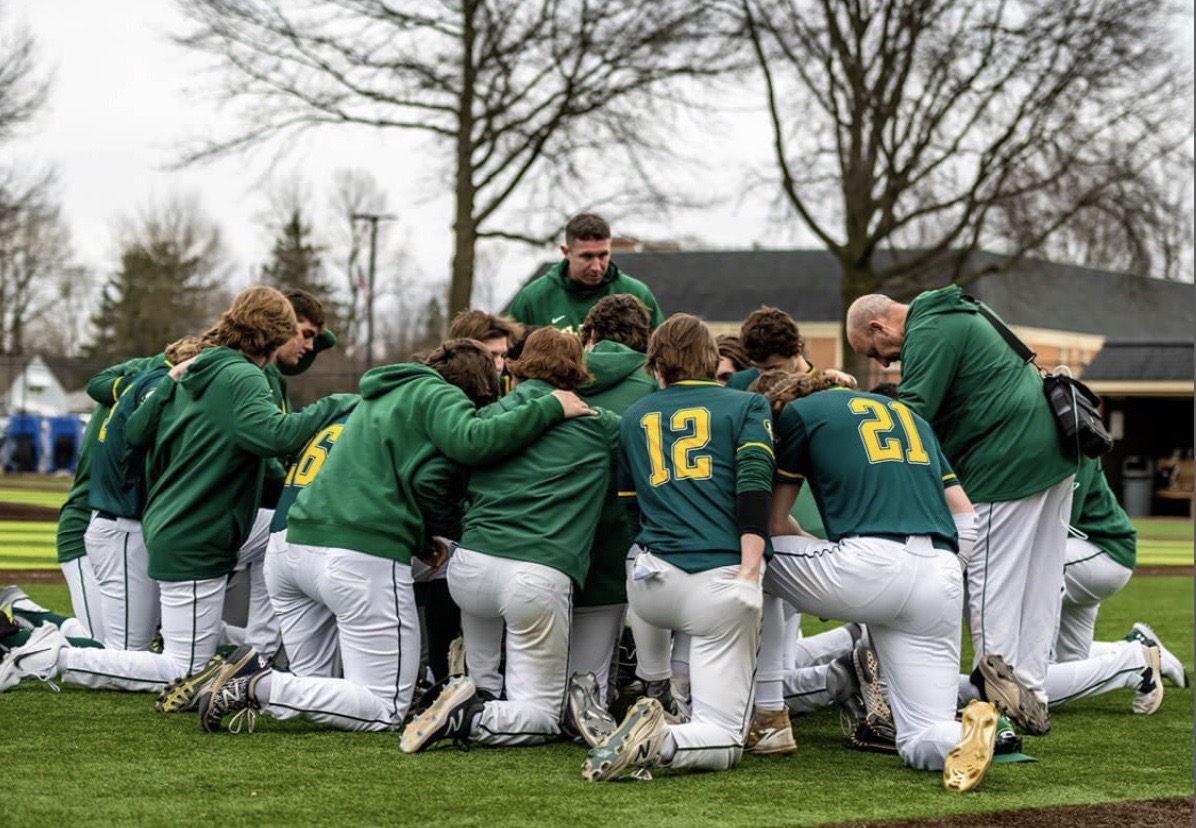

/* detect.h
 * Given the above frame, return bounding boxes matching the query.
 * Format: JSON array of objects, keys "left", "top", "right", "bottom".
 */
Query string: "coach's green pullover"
[
  {"left": 461, "top": 379, "right": 621, "bottom": 586},
  {"left": 507, "top": 260, "right": 665, "bottom": 332},
  {"left": 576, "top": 341, "right": 657, "bottom": 605},
  {"left": 1070, "top": 457, "right": 1136, "bottom": 570},
  {"left": 131, "top": 347, "right": 352, "bottom": 582},
  {"left": 286, "top": 363, "right": 569, "bottom": 564},
  {"left": 898, "top": 285, "right": 1072, "bottom": 502}
]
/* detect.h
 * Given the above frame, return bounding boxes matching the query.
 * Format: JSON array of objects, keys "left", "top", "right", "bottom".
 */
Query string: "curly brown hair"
[
  {"left": 740, "top": 306, "right": 805, "bottom": 364},
  {"left": 506, "top": 327, "right": 592, "bottom": 390},
  {"left": 757, "top": 369, "right": 842, "bottom": 416},
  {"left": 447, "top": 309, "right": 523, "bottom": 344},
  {"left": 201, "top": 286, "right": 298, "bottom": 360},
  {"left": 419, "top": 338, "right": 502, "bottom": 407},
  {"left": 580, "top": 294, "right": 651, "bottom": 353},
  {"left": 164, "top": 335, "right": 204, "bottom": 364},
  {"left": 646, "top": 314, "right": 718, "bottom": 386}
]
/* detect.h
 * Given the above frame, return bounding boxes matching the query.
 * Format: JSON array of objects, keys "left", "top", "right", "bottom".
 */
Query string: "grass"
[{"left": 1, "top": 578, "right": 1192, "bottom": 827}]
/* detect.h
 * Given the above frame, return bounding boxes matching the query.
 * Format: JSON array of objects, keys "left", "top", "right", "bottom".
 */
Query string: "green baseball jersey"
[
  {"left": 461, "top": 379, "right": 621, "bottom": 586},
  {"left": 898, "top": 286, "right": 1072, "bottom": 502},
  {"left": 61, "top": 355, "right": 162, "bottom": 563},
  {"left": 287, "top": 362, "right": 567, "bottom": 564},
  {"left": 725, "top": 367, "right": 760, "bottom": 391},
  {"left": 56, "top": 406, "right": 107, "bottom": 564},
  {"left": 270, "top": 401, "right": 359, "bottom": 534},
  {"left": 507, "top": 260, "right": 665, "bottom": 333},
  {"left": 775, "top": 388, "right": 959, "bottom": 548},
  {"left": 89, "top": 360, "right": 172, "bottom": 519},
  {"left": 1070, "top": 457, "right": 1136, "bottom": 569},
  {"left": 618, "top": 381, "right": 775, "bottom": 572}
]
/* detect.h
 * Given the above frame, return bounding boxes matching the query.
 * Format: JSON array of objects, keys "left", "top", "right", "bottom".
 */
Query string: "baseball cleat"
[
  {"left": 977, "top": 654, "right": 1050, "bottom": 736},
  {"left": 156, "top": 652, "right": 227, "bottom": 713},
  {"left": 827, "top": 651, "right": 865, "bottom": 721},
  {"left": 1132, "top": 644, "right": 1165, "bottom": 715},
  {"left": 196, "top": 646, "right": 271, "bottom": 733},
  {"left": 849, "top": 713, "right": 897, "bottom": 753},
  {"left": 1127, "top": 622, "right": 1189, "bottom": 688},
  {"left": 644, "top": 678, "right": 689, "bottom": 724},
  {"left": 745, "top": 706, "right": 797, "bottom": 756},
  {"left": 0, "top": 623, "right": 67, "bottom": 692},
  {"left": 399, "top": 675, "right": 483, "bottom": 753},
  {"left": 853, "top": 645, "right": 892, "bottom": 723},
  {"left": 582, "top": 697, "right": 669, "bottom": 782},
  {"left": 943, "top": 700, "right": 998, "bottom": 792},
  {"left": 567, "top": 671, "right": 618, "bottom": 748}
]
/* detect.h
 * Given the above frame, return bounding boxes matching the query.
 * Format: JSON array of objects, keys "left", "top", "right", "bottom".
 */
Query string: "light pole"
[{"left": 351, "top": 211, "right": 396, "bottom": 370}]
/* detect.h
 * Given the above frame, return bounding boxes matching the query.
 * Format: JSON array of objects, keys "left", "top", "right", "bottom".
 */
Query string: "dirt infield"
[
  {"left": 831, "top": 797, "right": 1193, "bottom": 827},
  {"left": 0, "top": 502, "right": 59, "bottom": 521}
]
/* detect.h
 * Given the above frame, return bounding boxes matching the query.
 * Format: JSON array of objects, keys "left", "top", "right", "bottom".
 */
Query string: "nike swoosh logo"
[
  {"left": 551, "top": 315, "right": 567, "bottom": 325},
  {"left": 13, "top": 647, "right": 52, "bottom": 671}
]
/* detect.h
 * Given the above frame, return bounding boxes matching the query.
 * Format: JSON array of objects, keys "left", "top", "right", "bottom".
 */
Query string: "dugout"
[
  {"left": 48, "top": 415, "right": 83, "bottom": 473},
  {"left": 2, "top": 413, "right": 41, "bottom": 473}
]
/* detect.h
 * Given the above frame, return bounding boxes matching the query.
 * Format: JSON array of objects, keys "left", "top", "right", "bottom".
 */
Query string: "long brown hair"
[{"left": 506, "top": 327, "right": 592, "bottom": 390}]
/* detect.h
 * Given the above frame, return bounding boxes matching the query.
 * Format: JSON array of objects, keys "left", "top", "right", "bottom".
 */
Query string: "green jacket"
[
  {"left": 576, "top": 342, "right": 657, "bottom": 605},
  {"left": 507, "top": 260, "right": 665, "bottom": 332},
  {"left": 898, "top": 286, "right": 1072, "bottom": 502},
  {"left": 130, "top": 347, "right": 353, "bottom": 581},
  {"left": 287, "top": 363, "right": 568, "bottom": 564},
  {"left": 1070, "top": 457, "right": 1136, "bottom": 570},
  {"left": 461, "top": 380, "right": 621, "bottom": 586}
]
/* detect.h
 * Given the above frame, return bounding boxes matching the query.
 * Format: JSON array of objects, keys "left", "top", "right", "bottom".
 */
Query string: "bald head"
[{"left": 846, "top": 294, "right": 908, "bottom": 368}]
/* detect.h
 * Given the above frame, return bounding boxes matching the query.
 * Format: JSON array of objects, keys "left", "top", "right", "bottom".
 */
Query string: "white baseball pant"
[
  {"left": 567, "top": 604, "right": 625, "bottom": 706},
  {"left": 60, "top": 575, "right": 228, "bottom": 691},
  {"left": 450, "top": 546, "right": 572, "bottom": 747},
  {"left": 627, "top": 548, "right": 761, "bottom": 772},
  {"left": 263, "top": 530, "right": 339, "bottom": 677},
  {"left": 60, "top": 554, "right": 105, "bottom": 642},
  {"left": 967, "top": 477, "right": 1075, "bottom": 698},
  {"left": 84, "top": 513, "right": 160, "bottom": 651},
  {"left": 766, "top": 535, "right": 964, "bottom": 771},
  {"left": 1055, "top": 539, "right": 1133, "bottom": 662},
  {"left": 257, "top": 544, "right": 420, "bottom": 731}
]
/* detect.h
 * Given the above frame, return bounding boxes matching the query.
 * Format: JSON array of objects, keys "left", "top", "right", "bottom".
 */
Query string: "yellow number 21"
[
  {"left": 641, "top": 407, "right": 713, "bottom": 486},
  {"left": 848, "top": 398, "right": 930, "bottom": 465}
]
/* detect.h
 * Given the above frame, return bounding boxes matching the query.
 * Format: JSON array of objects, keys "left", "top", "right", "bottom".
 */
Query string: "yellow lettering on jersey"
[
  {"left": 849, "top": 397, "right": 929, "bottom": 465},
  {"left": 640, "top": 407, "right": 713, "bottom": 486},
  {"left": 286, "top": 424, "right": 345, "bottom": 487}
]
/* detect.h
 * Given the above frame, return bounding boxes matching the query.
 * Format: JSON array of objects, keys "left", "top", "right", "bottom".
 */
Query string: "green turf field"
[{"left": 0, "top": 577, "right": 1190, "bottom": 826}]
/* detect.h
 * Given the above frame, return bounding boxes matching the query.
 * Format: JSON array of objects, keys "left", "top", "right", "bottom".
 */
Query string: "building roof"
[
  {"left": 520, "top": 249, "right": 1194, "bottom": 340},
  {"left": 1082, "top": 341, "right": 1194, "bottom": 382}
]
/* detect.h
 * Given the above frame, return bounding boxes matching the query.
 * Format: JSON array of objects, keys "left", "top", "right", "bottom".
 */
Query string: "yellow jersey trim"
[
  {"left": 737, "top": 441, "right": 775, "bottom": 458},
  {"left": 776, "top": 469, "right": 804, "bottom": 480}
]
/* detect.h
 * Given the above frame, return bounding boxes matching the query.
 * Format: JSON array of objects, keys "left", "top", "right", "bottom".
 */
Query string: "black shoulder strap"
[{"left": 961, "top": 293, "right": 1036, "bottom": 365}]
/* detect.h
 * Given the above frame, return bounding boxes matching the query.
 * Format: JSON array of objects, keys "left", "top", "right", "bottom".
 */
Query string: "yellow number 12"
[{"left": 641, "top": 407, "right": 714, "bottom": 486}]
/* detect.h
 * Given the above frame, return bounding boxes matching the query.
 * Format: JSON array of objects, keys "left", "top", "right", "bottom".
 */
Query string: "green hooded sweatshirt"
[
  {"left": 1070, "top": 457, "right": 1136, "bottom": 570},
  {"left": 129, "top": 347, "right": 354, "bottom": 581},
  {"left": 461, "top": 379, "right": 621, "bottom": 586},
  {"left": 507, "top": 260, "right": 665, "bottom": 332},
  {"left": 898, "top": 285, "right": 1073, "bottom": 502},
  {"left": 575, "top": 341, "right": 657, "bottom": 605},
  {"left": 286, "top": 363, "right": 567, "bottom": 564}
]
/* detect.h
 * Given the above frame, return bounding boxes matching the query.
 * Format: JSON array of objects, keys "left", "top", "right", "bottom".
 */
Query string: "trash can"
[{"left": 1121, "top": 456, "right": 1153, "bottom": 517}]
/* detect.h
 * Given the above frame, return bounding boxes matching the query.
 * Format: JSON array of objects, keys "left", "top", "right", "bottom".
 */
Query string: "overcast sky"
[
  {"left": 7, "top": 1, "right": 1193, "bottom": 316},
  {"left": 5, "top": 0, "right": 801, "bottom": 314}
]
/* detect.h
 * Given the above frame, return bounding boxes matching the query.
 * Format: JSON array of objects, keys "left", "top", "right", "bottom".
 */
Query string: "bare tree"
[
  {"left": 23, "top": 265, "right": 94, "bottom": 357},
  {"left": 740, "top": 0, "right": 1194, "bottom": 375},
  {"left": 172, "top": 0, "right": 737, "bottom": 315},
  {"left": 0, "top": 179, "right": 74, "bottom": 355},
  {"left": 0, "top": 2, "right": 49, "bottom": 147}
]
